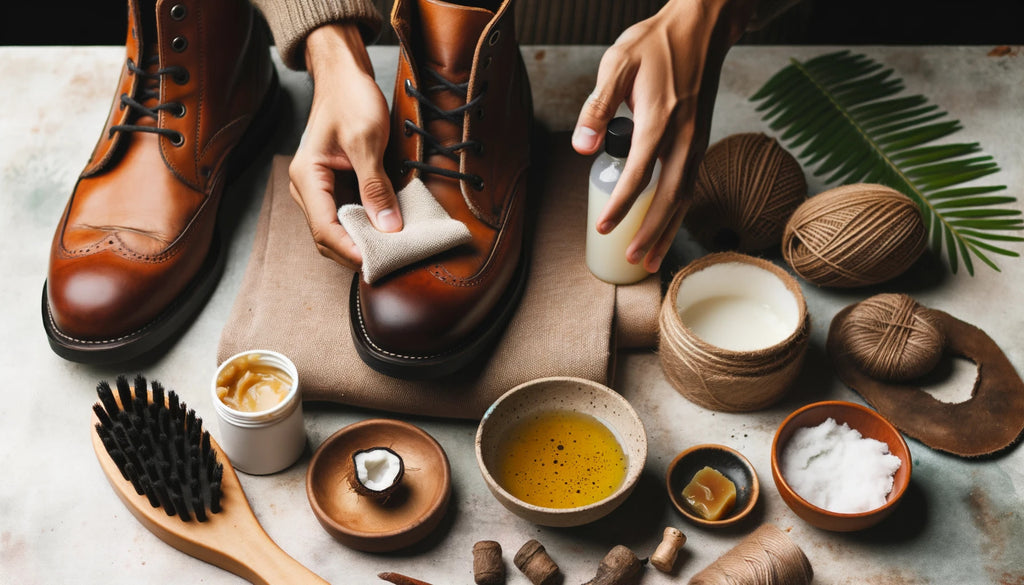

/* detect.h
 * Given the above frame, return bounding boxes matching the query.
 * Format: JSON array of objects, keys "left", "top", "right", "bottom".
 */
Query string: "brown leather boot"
[
  {"left": 351, "top": 0, "right": 533, "bottom": 379},
  {"left": 42, "top": 0, "right": 279, "bottom": 363}
]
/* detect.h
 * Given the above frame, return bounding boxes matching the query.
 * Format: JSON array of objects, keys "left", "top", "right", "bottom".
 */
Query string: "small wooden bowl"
[
  {"left": 771, "top": 401, "right": 912, "bottom": 532},
  {"left": 475, "top": 377, "right": 648, "bottom": 527},
  {"left": 666, "top": 444, "right": 760, "bottom": 527},
  {"left": 306, "top": 419, "right": 451, "bottom": 552}
]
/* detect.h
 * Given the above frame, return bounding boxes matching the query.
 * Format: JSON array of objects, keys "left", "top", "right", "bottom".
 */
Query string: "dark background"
[{"left": 2, "top": 1, "right": 1022, "bottom": 46}]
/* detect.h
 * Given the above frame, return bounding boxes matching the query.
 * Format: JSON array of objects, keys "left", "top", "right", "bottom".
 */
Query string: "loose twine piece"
[
  {"left": 658, "top": 253, "right": 809, "bottom": 412},
  {"left": 688, "top": 133, "right": 807, "bottom": 252},
  {"left": 837, "top": 293, "right": 945, "bottom": 381},
  {"left": 782, "top": 184, "right": 927, "bottom": 288},
  {"left": 689, "top": 524, "right": 813, "bottom": 585}
]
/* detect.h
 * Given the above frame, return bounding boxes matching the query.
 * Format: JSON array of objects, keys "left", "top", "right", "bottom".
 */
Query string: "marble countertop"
[{"left": 1, "top": 45, "right": 1022, "bottom": 585}]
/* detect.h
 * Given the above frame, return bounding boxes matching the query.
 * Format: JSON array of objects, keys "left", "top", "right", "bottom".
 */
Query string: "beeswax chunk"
[{"left": 682, "top": 466, "right": 736, "bottom": 520}]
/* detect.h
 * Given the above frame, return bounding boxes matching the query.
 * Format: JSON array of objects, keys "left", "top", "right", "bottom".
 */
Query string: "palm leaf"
[{"left": 751, "top": 51, "right": 1022, "bottom": 275}]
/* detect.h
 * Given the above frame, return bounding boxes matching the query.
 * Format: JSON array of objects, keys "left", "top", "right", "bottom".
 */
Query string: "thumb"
[
  {"left": 354, "top": 160, "right": 402, "bottom": 233},
  {"left": 572, "top": 50, "right": 633, "bottom": 155}
]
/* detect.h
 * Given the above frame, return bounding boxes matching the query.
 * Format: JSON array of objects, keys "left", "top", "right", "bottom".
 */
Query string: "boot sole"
[
  {"left": 41, "top": 71, "right": 282, "bottom": 365},
  {"left": 350, "top": 255, "right": 530, "bottom": 380}
]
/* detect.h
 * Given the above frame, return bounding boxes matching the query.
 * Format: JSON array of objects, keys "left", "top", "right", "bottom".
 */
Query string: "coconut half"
[{"left": 351, "top": 447, "right": 405, "bottom": 502}]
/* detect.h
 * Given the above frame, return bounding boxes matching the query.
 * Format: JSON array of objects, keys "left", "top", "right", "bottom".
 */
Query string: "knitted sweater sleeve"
[{"left": 250, "top": 0, "right": 384, "bottom": 70}]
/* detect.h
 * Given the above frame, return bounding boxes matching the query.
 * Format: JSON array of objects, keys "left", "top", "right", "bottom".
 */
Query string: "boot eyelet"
[
  {"left": 171, "top": 36, "right": 188, "bottom": 52},
  {"left": 471, "top": 177, "right": 485, "bottom": 191},
  {"left": 169, "top": 132, "right": 185, "bottom": 147},
  {"left": 170, "top": 4, "right": 186, "bottom": 20},
  {"left": 481, "top": 56, "right": 492, "bottom": 70},
  {"left": 174, "top": 69, "right": 190, "bottom": 85},
  {"left": 404, "top": 79, "right": 413, "bottom": 95},
  {"left": 171, "top": 103, "right": 186, "bottom": 118},
  {"left": 487, "top": 30, "right": 501, "bottom": 46},
  {"left": 476, "top": 143, "right": 485, "bottom": 156},
  {"left": 403, "top": 119, "right": 414, "bottom": 137},
  {"left": 477, "top": 108, "right": 485, "bottom": 120}
]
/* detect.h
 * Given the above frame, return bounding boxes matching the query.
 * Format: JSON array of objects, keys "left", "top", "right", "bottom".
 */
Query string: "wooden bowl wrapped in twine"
[
  {"left": 835, "top": 293, "right": 945, "bottom": 381},
  {"left": 686, "top": 133, "right": 807, "bottom": 252},
  {"left": 659, "top": 252, "right": 810, "bottom": 412},
  {"left": 782, "top": 184, "right": 927, "bottom": 287}
]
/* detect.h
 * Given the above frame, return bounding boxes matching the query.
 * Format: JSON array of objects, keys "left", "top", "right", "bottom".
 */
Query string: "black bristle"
[
  {"left": 93, "top": 377, "right": 222, "bottom": 524},
  {"left": 169, "top": 393, "right": 180, "bottom": 420},
  {"left": 170, "top": 492, "right": 191, "bottom": 522},
  {"left": 151, "top": 381, "right": 165, "bottom": 408},
  {"left": 192, "top": 497, "right": 207, "bottom": 522},
  {"left": 92, "top": 404, "right": 112, "bottom": 429},
  {"left": 123, "top": 462, "right": 145, "bottom": 496},
  {"left": 115, "top": 375, "right": 133, "bottom": 413},
  {"left": 97, "top": 381, "right": 120, "bottom": 420}
]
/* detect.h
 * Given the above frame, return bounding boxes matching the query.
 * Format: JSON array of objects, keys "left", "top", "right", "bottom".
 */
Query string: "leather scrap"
[{"left": 828, "top": 304, "right": 1024, "bottom": 457}]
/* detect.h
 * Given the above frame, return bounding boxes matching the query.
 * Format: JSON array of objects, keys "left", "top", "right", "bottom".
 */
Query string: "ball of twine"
[
  {"left": 782, "top": 184, "right": 927, "bottom": 288},
  {"left": 689, "top": 524, "right": 813, "bottom": 585},
  {"left": 658, "top": 253, "right": 810, "bottom": 412},
  {"left": 837, "top": 293, "right": 945, "bottom": 381},
  {"left": 686, "top": 133, "right": 807, "bottom": 252}
]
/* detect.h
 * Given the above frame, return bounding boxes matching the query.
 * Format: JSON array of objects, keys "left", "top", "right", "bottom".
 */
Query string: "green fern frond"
[{"left": 751, "top": 51, "right": 1022, "bottom": 275}]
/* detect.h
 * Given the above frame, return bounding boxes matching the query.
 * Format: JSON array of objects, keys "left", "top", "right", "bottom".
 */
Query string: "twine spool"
[
  {"left": 687, "top": 133, "right": 807, "bottom": 252},
  {"left": 658, "top": 252, "right": 810, "bottom": 412},
  {"left": 689, "top": 524, "right": 813, "bottom": 585},
  {"left": 836, "top": 293, "right": 945, "bottom": 381},
  {"left": 782, "top": 184, "right": 927, "bottom": 287}
]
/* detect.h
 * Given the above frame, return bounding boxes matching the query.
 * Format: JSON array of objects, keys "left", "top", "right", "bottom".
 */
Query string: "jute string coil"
[
  {"left": 836, "top": 293, "right": 945, "bottom": 381},
  {"left": 659, "top": 253, "right": 809, "bottom": 412},
  {"left": 782, "top": 184, "right": 927, "bottom": 288},
  {"left": 689, "top": 524, "right": 813, "bottom": 585},
  {"left": 687, "top": 133, "right": 807, "bottom": 252}
]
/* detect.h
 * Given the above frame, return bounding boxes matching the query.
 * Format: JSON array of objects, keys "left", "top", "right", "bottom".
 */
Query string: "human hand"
[
  {"left": 572, "top": 0, "right": 758, "bottom": 272},
  {"left": 289, "top": 23, "right": 401, "bottom": 270}
]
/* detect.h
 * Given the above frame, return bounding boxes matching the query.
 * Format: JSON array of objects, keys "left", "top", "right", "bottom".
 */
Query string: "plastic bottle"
[{"left": 586, "top": 117, "right": 661, "bottom": 284}]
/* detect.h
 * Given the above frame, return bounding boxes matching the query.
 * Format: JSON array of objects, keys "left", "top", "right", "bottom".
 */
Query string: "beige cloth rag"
[
  {"left": 218, "top": 136, "right": 660, "bottom": 419},
  {"left": 338, "top": 178, "right": 472, "bottom": 283}
]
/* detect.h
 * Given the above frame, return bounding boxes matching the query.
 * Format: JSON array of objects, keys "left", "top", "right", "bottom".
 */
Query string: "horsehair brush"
[{"left": 92, "top": 374, "right": 329, "bottom": 585}]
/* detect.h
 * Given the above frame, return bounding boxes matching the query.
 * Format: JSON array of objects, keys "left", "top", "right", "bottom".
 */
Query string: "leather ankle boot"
[
  {"left": 351, "top": 0, "right": 533, "bottom": 379},
  {"left": 43, "top": 0, "right": 279, "bottom": 363}
]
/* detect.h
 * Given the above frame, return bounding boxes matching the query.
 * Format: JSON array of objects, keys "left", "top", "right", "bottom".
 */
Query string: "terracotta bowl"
[
  {"left": 475, "top": 377, "right": 648, "bottom": 527},
  {"left": 666, "top": 444, "right": 760, "bottom": 527},
  {"left": 306, "top": 419, "right": 451, "bottom": 552},
  {"left": 771, "top": 400, "right": 912, "bottom": 532}
]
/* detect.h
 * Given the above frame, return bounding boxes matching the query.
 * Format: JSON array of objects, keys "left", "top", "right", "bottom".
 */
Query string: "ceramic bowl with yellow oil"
[{"left": 475, "top": 377, "right": 647, "bottom": 527}]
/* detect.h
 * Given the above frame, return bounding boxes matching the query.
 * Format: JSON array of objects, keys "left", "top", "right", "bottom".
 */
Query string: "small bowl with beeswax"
[
  {"left": 666, "top": 444, "right": 760, "bottom": 527},
  {"left": 771, "top": 401, "right": 912, "bottom": 532},
  {"left": 475, "top": 377, "right": 648, "bottom": 527}
]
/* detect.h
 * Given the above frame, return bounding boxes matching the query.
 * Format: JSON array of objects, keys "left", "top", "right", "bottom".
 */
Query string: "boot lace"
[
  {"left": 108, "top": 56, "right": 189, "bottom": 146},
  {"left": 402, "top": 68, "right": 486, "bottom": 190}
]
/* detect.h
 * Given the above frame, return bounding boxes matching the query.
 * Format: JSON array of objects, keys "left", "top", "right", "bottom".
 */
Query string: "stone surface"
[{"left": 1, "top": 45, "right": 1022, "bottom": 584}]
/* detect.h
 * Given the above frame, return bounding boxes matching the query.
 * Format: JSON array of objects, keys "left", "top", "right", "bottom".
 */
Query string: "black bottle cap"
[{"left": 604, "top": 117, "right": 634, "bottom": 158}]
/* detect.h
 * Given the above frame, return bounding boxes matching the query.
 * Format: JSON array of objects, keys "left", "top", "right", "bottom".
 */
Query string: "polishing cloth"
[{"left": 338, "top": 178, "right": 472, "bottom": 283}]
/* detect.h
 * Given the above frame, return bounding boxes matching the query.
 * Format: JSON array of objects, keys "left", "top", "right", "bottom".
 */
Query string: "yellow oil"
[{"left": 495, "top": 410, "right": 627, "bottom": 508}]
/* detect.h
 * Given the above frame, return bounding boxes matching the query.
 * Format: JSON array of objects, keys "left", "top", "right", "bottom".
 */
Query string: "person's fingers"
[
  {"left": 349, "top": 157, "right": 402, "bottom": 233},
  {"left": 623, "top": 127, "right": 690, "bottom": 263},
  {"left": 595, "top": 113, "right": 663, "bottom": 235},
  {"left": 643, "top": 199, "right": 688, "bottom": 273},
  {"left": 288, "top": 159, "right": 363, "bottom": 270},
  {"left": 572, "top": 44, "right": 636, "bottom": 155}
]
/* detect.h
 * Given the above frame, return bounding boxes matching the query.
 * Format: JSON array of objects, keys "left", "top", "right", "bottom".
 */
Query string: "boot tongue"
[{"left": 416, "top": 0, "right": 493, "bottom": 82}]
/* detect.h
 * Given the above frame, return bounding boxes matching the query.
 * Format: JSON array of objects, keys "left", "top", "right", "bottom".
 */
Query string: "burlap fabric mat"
[{"left": 218, "top": 138, "right": 660, "bottom": 419}]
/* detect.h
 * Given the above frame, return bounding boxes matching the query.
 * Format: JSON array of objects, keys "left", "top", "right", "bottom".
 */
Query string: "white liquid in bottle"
[{"left": 585, "top": 117, "right": 660, "bottom": 285}]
